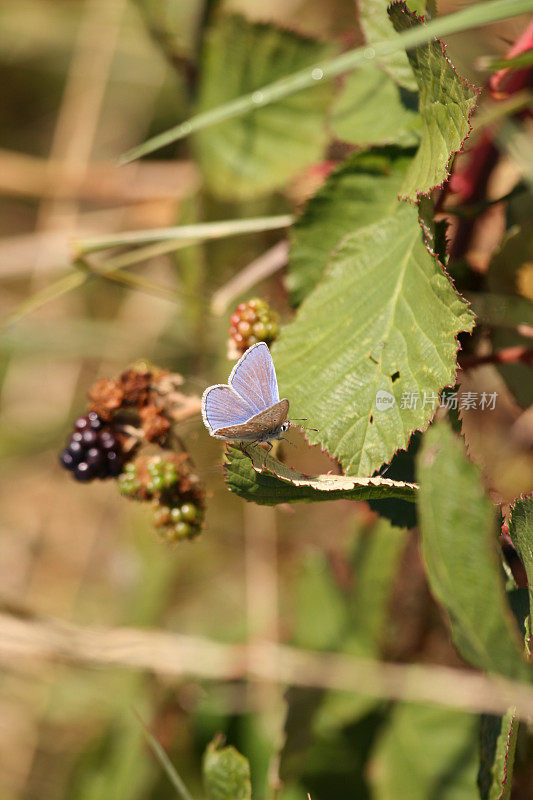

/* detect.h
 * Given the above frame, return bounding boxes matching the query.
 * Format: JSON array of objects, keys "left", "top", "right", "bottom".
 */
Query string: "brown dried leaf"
[
  {"left": 118, "top": 369, "right": 152, "bottom": 406},
  {"left": 139, "top": 404, "right": 171, "bottom": 443},
  {"left": 87, "top": 379, "right": 124, "bottom": 420}
]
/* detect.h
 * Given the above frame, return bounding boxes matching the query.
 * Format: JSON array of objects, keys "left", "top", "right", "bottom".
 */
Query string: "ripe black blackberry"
[{"left": 59, "top": 413, "right": 124, "bottom": 482}]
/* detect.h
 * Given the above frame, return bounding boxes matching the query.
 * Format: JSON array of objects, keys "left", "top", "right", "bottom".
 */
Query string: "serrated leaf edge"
[
  {"left": 389, "top": 0, "right": 480, "bottom": 203},
  {"left": 290, "top": 211, "right": 475, "bottom": 474}
]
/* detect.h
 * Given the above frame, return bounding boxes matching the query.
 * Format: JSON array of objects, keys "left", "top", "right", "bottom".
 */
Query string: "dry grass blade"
[
  {"left": 211, "top": 240, "right": 289, "bottom": 316},
  {"left": 2, "top": 272, "right": 86, "bottom": 330},
  {"left": 1, "top": 609, "right": 533, "bottom": 720},
  {"left": 134, "top": 710, "right": 196, "bottom": 800},
  {"left": 73, "top": 215, "right": 294, "bottom": 256},
  {"left": 75, "top": 259, "right": 183, "bottom": 304}
]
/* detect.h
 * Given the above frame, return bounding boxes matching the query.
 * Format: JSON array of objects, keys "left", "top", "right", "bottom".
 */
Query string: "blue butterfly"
[{"left": 202, "top": 342, "right": 290, "bottom": 445}]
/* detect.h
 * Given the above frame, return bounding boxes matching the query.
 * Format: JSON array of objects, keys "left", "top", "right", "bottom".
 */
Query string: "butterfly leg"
[{"left": 281, "top": 437, "right": 296, "bottom": 448}]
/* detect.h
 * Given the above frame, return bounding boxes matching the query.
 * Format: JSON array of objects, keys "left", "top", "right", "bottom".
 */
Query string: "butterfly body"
[{"left": 202, "top": 343, "right": 290, "bottom": 444}]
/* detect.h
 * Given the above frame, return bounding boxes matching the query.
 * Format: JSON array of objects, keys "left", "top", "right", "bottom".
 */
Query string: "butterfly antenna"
[{"left": 290, "top": 418, "right": 319, "bottom": 433}]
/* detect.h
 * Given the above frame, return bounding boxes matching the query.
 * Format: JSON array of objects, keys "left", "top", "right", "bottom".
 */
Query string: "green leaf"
[
  {"left": 371, "top": 703, "right": 479, "bottom": 800},
  {"left": 487, "top": 222, "right": 533, "bottom": 407},
  {"left": 315, "top": 519, "right": 407, "bottom": 730},
  {"left": 417, "top": 421, "right": 530, "bottom": 679},
  {"left": 288, "top": 148, "right": 413, "bottom": 305},
  {"left": 330, "top": 67, "right": 421, "bottom": 147},
  {"left": 466, "top": 291, "right": 533, "bottom": 330},
  {"left": 478, "top": 709, "right": 519, "bottom": 800},
  {"left": 224, "top": 445, "right": 418, "bottom": 505},
  {"left": 203, "top": 737, "right": 251, "bottom": 800},
  {"left": 417, "top": 195, "right": 449, "bottom": 265},
  {"left": 275, "top": 204, "right": 475, "bottom": 476},
  {"left": 281, "top": 520, "right": 405, "bottom": 783},
  {"left": 292, "top": 553, "right": 348, "bottom": 650},
  {"left": 193, "top": 15, "right": 336, "bottom": 200},
  {"left": 509, "top": 496, "right": 533, "bottom": 615},
  {"left": 389, "top": 2, "right": 478, "bottom": 201},
  {"left": 280, "top": 553, "right": 346, "bottom": 784},
  {"left": 358, "top": 0, "right": 425, "bottom": 90},
  {"left": 121, "top": 0, "right": 533, "bottom": 164},
  {"left": 345, "top": 519, "right": 407, "bottom": 656}
]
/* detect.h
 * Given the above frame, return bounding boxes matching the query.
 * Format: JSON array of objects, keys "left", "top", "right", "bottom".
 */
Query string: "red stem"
[{"left": 460, "top": 346, "right": 533, "bottom": 370}]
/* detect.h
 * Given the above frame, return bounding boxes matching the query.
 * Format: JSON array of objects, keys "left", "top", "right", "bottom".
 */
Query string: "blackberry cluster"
[
  {"left": 118, "top": 456, "right": 204, "bottom": 542},
  {"left": 229, "top": 298, "right": 280, "bottom": 355},
  {"left": 117, "top": 457, "right": 178, "bottom": 498},
  {"left": 153, "top": 501, "right": 203, "bottom": 542},
  {"left": 59, "top": 413, "right": 124, "bottom": 482}
]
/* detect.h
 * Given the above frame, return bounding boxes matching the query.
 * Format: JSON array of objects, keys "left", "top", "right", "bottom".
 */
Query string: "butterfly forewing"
[
  {"left": 229, "top": 342, "right": 280, "bottom": 414},
  {"left": 214, "top": 399, "right": 289, "bottom": 441},
  {"left": 202, "top": 385, "right": 255, "bottom": 433}
]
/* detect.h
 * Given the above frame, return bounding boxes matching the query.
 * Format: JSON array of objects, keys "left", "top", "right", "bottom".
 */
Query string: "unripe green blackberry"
[
  {"left": 229, "top": 298, "right": 280, "bottom": 355},
  {"left": 118, "top": 452, "right": 206, "bottom": 543},
  {"left": 117, "top": 463, "right": 142, "bottom": 497},
  {"left": 153, "top": 505, "right": 172, "bottom": 527},
  {"left": 146, "top": 456, "right": 179, "bottom": 494},
  {"left": 155, "top": 500, "right": 204, "bottom": 543}
]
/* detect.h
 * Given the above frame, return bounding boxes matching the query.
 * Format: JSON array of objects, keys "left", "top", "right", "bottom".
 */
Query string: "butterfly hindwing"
[{"left": 214, "top": 399, "right": 289, "bottom": 441}]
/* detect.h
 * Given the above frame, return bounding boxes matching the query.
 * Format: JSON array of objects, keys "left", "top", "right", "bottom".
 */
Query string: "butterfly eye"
[{"left": 281, "top": 421, "right": 290, "bottom": 433}]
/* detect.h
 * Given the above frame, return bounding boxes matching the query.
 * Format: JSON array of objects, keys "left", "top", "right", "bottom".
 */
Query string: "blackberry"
[
  {"left": 155, "top": 499, "right": 204, "bottom": 543},
  {"left": 146, "top": 456, "right": 179, "bottom": 494},
  {"left": 117, "top": 462, "right": 142, "bottom": 496},
  {"left": 116, "top": 453, "right": 205, "bottom": 542},
  {"left": 59, "top": 413, "right": 124, "bottom": 482},
  {"left": 60, "top": 450, "right": 76, "bottom": 470},
  {"left": 229, "top": 298, "right": 280, "bottom": 355}
]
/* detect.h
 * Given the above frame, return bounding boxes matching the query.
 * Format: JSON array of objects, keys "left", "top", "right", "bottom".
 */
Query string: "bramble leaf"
[
  {"left": 330, "top": 67, "right": 420, "bottom": 147},
  {"left": 203, "top": 738, "right": 251, "bottom": 800},
  {"left": 193, "top": 15, "right": 336, "bottom": 200},
  {"left": 478, "top": 709, "right": 519, "bottom": 800},
  {"left": 372, "top": 704, "right": 479, "bottom": 800},
  {"left": 467, "top": 291, "right": 533, "bottom": 330},
  {"left": 358, "top": 0, "right": 426, "bottom": 90},
  {"left": 509, "top": 496, "right": 533, "bottom": 615},
  {"left": 417, "top": 421, "right": 531, "bottom": 679},
  {"left": 288, "top": 148, "right": 413, "bottom": 305},
  {"left": 389, "top": 2, "right": 478, "bottom": 201},
  {"left": 276, "top": 204, "right": 475, "bottom": 476},
  {"left": 223, "top": 445, "right": 418, "bottom": 505},
  {"left": 314, "top": 519, "right": 407, "bottom": 730}
]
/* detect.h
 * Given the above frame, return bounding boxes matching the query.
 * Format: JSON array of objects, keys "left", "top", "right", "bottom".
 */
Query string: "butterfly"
[{"left": 201, "top": 342, "right": 290, "bottom": 446}]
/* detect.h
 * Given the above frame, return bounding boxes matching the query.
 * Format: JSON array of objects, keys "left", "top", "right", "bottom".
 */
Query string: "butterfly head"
[{"left": 280, "top": 420, "right": 290, "bottom": 435}]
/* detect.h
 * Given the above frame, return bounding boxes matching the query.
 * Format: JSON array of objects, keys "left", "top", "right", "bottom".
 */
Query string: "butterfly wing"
[
  {"left": 215, "top": 399, "right": 289, "bottom": 441},
  {"left": 202, "top": 384, "right": 255, "bottom": 436},
  {"left": 229, "top": 342, "right": 280, "bottom": 414}
]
